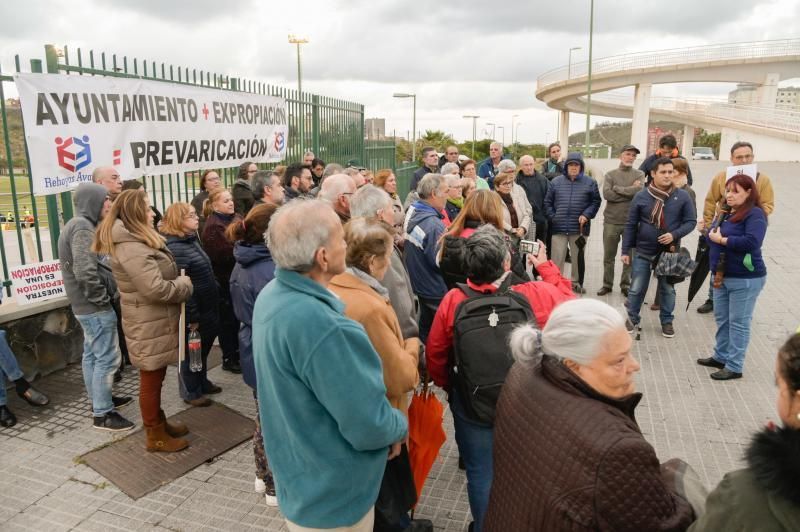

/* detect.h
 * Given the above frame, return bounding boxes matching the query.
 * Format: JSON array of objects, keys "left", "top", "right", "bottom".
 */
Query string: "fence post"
[
  {"left": 30, "top": 59, "right": 60, "bottom": 258},
  {"left": 312, "top": 94, "right": 320, "bottom": 156},
  {"left": 45, "top": 44, "right": 73, "bottom": 224},
  {"left": 359, "top": 104, "right": 365, "bottom": 166}
]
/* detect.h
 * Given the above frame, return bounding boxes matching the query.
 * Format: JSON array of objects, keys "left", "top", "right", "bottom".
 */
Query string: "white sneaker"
[
  {"left": 254, "top": 477, "right": 266, "bottom": 494},
  {"left": 265, "top": 491, "right": 278, "bottom": 507}
]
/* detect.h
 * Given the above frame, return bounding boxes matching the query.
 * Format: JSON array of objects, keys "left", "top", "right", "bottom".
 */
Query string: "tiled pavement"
[{"left": 0, "top": 161, "right": 797, "bottom": 531}]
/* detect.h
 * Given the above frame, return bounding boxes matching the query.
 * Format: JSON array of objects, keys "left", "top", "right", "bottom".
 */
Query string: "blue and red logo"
[
  {"left": 274, "top": 132, "right": 285, "bottom": 152},
  {"left": 55, "top": 135, "right": 92, "bottom": 173}
]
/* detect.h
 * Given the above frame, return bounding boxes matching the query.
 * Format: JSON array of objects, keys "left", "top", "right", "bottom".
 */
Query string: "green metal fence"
[{"left": 0, "top": 43, "right": 387, "bottom": 293}]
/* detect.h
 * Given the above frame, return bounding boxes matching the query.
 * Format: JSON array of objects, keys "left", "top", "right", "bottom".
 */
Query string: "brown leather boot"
[
  {"left": 146, "top": 423, "right": 189, "bottom": 453},
  {"left": 159, "top": 409, "right": 188, "bottom": 437}
]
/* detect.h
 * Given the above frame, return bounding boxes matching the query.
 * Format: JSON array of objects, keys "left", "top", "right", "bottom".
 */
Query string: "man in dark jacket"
[
  {"left": 477, "top": 142, "right": 511, "bottom": 188},
  {"left": 58, "top": 183, "right": 134, "bottom": 432},
  {"left": 282, "top": 163, "right": 314, "bottom": 201},
  {"left": 251, "top": 170, "right": 285, "bottom": 207},
  {"left": 516, "top": 155, "right": 550, "bottom": 243},
  {"left": 233, "top": 162, "right": 257, "bottom": 215},
  {"left": 404, "top": 174, "right": 448, "bottom": 343},
  {"left": 622, "top": 157, "right": 696, "bottom": 338},
  {"left": 410, "top": 147, "right": 440, "bottom": 193},
  {"left": 599, "top": 145, "right": 644, "bottom": 296},
  {"left": 544, "top": 152, "right": 601, "bottom": 292},
  {"left": 639, "top": 134, "right": 693, "bottom": 186}
]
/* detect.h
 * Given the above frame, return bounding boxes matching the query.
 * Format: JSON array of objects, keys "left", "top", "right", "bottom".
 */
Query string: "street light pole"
[
  {"left": 568, "top": 46, "right": 581, "bottom": 79},
  {"left": 585, "top": 0, "right": 594, "bottom": 150},
  {"left": 515, "top": 122, "right": 522, "bottom": 146},
  {"left": 463, "top": 115, "right": 480, "bottom": 157},
  {"left": 511, "top": 114, "right": 519, "bottom": 146},
  {"left": 498, "top": 126, "right": 505, "bottom": 147},
  {"left": 393, "top": 93, "right": 417, "bottom": 163},
  {"left": 288, "top": 34, "right": 309, "bottom": 155},
  {"left": 486, "top": 122, "right": 496, "bottom": 141}
]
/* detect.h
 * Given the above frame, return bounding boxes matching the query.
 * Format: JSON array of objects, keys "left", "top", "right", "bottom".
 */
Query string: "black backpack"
[{"left": 451, "top": 275, "right": 535, "bottom": 425}]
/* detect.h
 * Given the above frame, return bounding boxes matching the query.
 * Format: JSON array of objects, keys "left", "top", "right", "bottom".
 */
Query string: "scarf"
[
  {"left": 646, "top": 184, "right": 673, "bottom": 228},
  {"left": 346, "top": 266, "right": 389, "bottom": 299},
  {"left": 499, "top": 191, "right": 519, "bottom": 228},
  {"left": 447, "top": 197, "right": 464, "bottom": 209}
]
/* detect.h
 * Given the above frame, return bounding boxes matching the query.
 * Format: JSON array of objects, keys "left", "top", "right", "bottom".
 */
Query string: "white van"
[{"left": 691, "top": 147, "right": 716, "bottom": 160}]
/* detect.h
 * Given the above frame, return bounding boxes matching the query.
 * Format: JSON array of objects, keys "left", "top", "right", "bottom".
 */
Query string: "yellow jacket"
[{"left": 703, "top": 170, "right": 775, "bottom": 226}]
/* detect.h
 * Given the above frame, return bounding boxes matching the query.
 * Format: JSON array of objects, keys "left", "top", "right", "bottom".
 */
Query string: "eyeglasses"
[
  {"left": 496, "top": 181, "right": 512, "bottom": 188},
  {"left": 446, "top": 152, "right": 458, "bottom": 156},
  {"left": 184, "top": 212, "right": 199, "bottom": 219},
  {"left": 248, "top": 170, "right": 258, "bottom": 174}
]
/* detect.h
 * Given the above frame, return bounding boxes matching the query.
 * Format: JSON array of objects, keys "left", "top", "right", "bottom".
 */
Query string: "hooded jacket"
[
  {"left": 58, "top": 183, "right": 117, "bottom": 316},
  {"left": 164, "top": 233, "right": 219, "bottom": 324},
  {"left": 621, "top": 186, "right": 697, "bottom": 259},
  {"left": 689, "top": 427, "right": 800, "bottom": 531},
  {"left": 404, "top": 200, "right": 447, "bottom": 300},
  {"left": 229, "top": 242, "right": 276, "bottom": 390},
  {"left": 544, "top": 153, "right": 602, "bottom": 235}
]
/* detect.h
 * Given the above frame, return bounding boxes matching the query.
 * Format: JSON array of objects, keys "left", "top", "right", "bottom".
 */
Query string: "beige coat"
[
  {"left": 501, "top": 183, "right": 533, "bottom": 235},
  {"left": 110, "top": 219, "right": 193, "bottom": 371},
  {"left": 329, "top": 271, "right": 419, "bottom": 414}
]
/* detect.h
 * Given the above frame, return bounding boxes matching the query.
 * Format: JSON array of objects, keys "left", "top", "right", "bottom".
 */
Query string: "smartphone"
[{"left": 519, "top": 239, "right": 540, "bottom": 256}]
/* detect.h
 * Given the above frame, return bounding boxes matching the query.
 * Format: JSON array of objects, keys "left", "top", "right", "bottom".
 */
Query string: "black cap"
[{"left": 620, "top": 144, "right": 640, "bottom": 154}]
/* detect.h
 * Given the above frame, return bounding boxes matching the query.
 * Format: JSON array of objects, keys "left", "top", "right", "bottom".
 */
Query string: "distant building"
[
  {"left": 727, "top": 83, "right": 800, "bottom": 110},
  {"left": 365, "top": 118, "right": 386, "bottom": 140}
]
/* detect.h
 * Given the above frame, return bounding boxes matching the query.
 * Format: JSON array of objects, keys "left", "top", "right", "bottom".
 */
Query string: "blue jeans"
[
  {"left": 626, "top": 254, "right": 676, "bottom": 325},
  {"left": 0, "top": 330, "right": 24, "bottom": 407},
  {"left": 75, "top": 310, "right": 120, "bottom": 417},
  {"left": 450, "top": 390, "right": 493, "bottom": 531},
  {"left": 712, "top": 276, "right": 766, "bottom": 373}
]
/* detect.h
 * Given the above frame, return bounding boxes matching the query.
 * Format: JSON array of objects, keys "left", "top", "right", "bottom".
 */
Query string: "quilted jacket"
[
  {"left": 110, "top": 220, "right": 193, "bottom": 371},
  {"left": 544, "top": 153, "right": 601, "bottom": 235},
  {"left": 485, "top": 355, "right": 695, "bottom": 531},
  {"left": 164, "top": 233, "right": 219, "bottom": 324}
]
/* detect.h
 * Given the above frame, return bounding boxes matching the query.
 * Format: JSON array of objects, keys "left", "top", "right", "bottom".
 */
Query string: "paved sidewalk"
[{"left": 0, "top": 161, "right": 797, "bottom": 531}]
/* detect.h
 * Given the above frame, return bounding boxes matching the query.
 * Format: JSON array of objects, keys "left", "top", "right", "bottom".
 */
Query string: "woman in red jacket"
[{"left": 425, "top": 224, "right": 574, "bottom": 531}]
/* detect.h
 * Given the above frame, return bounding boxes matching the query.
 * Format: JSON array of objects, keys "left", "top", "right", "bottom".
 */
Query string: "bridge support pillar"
[
  {"left": 755, "top": 73, "right": 780, "bottom": 108},
  {"left": 682, "top": 125, "right": 695, "bottom": 158},
  {"left": 630, "top": 82, "right": 652, "bottom": 155},
  {"left": 558, "top": 110, "right": 570, "bottom": 152}
]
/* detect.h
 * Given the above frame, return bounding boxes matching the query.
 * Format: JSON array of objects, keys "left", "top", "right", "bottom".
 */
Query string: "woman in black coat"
[
  {"left": 162, "top": 202, "right": 221, "bottom": 406},
  {"left": 201, "top": 188, "right": 242, "bottom": 374}
]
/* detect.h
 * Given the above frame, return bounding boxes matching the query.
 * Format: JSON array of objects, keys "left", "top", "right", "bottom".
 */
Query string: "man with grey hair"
[
  {"left": 343, "top": 167, "right": 366, "bottom": 189},
  {"left": 440, "top": 162, "right": 460, "bottom": 176},
  {"left": 302, "top": 150, "right": 315, "bottom": 166},
  {"left": 252, "top": 170, "right": 285, "bottom": 207},
  {"left": 319, "top": 174, "right": 357, "bottom": 225},
  {"left": 478, "top": 142, "right": 509, "bottom": 187},
  {"left": 92, "top": 166, "right": 123, "bottom": 200},
  {"left": 351, "top": 185, "right": 419, "bottom": 340},
  {"left": 252, "top": 199, "right": 407, "bottom": 530},
  {"left": 405, "top": 174, "right": 449, "bottom": 342},
  {"left": 425, "top": 224, "right": 574, "bottom": 530}
]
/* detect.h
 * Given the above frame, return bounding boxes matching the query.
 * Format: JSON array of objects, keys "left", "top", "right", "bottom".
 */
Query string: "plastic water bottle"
[{"left": 188, "top": 329, "right": 202, "bottom": 372}]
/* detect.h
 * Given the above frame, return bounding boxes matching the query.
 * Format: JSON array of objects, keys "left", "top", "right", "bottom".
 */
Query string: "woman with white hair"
[{"left": 484, "top": 298, "right": 699, "bottom": 531}]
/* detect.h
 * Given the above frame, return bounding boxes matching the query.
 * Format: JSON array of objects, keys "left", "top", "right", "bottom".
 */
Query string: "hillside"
[
  {"left": 569, "top": 120, "right": 686, "bottom": 156},
  {"left": 0, "top": 99, "right": 27, "bottom": 171}
]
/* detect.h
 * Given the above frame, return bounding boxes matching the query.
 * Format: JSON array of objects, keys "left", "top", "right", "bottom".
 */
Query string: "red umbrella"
[{"left": 407, "top": 380, "right": 447, "bottom": 504}]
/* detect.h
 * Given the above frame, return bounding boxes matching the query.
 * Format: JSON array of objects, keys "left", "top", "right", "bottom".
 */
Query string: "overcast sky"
[{"left": 2, "top": 0, "right": 799, "bottom": 145}]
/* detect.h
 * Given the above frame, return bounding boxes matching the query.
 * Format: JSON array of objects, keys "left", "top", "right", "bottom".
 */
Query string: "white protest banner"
[
  {"left": 9, "top": 260, "right": 65, "bottom": 305},
  {"left": 14, "top": 73, "right": 288, "bottom": 196},
  {"left": 726, "top": 163, "right": 758, "bottom": 183}
]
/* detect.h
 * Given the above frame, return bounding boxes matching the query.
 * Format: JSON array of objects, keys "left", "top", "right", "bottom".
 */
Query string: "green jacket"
[{"left": 689, "top": 427, "right": 800, "bottom": 531}]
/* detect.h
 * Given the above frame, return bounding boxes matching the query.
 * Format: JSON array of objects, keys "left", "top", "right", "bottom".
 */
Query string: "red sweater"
[{"left": 425, "top": 260, "right": 574, "bottom": 390}]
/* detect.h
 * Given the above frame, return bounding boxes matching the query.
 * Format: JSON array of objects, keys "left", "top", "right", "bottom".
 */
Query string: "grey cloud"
[{"left": 108, "top": 0, "right": 253, "bottom": 23}]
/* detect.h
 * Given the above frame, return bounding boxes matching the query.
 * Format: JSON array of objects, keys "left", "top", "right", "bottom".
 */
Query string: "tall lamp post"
[
  {"left": 288, "top": 34, "right": 309, "bottom": 155},
  {"left": 498, "top": 126, "right": 505, "bottom": 148},
  {"left": 515, "top": 122, "right": 522, "bottom": 146},
  {"left": 511, "top": 114, "right": 520, "bottom": 146},
  {"left": 393, "top": 93, "right": 417, "bottom": 163},
  {"left": 463, "top": 114, "right": 480, "bottom": 157},
  {"left": 486, "top": 122, "right": 496, "bottom": 140},
  {"left": 568, "top": 46, "right": 581, "bottom": 79},
  {"left": 585, "top": 0, "right": 594, "bottom": 150}
]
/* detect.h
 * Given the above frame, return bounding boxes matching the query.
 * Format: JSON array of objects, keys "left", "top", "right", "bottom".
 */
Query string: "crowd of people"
[{"left": 1, "top": 136, "right": 792, "bottom": 531}]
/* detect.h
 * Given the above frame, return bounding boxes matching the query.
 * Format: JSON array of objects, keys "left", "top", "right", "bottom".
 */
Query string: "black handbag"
[{"left": 373, "top": 444, "right": 418, "bottom": 531}]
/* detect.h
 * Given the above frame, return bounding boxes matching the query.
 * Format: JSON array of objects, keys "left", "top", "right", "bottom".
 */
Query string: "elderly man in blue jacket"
[
  {"left": 252, "top": 199, "right": 407, "bottom": 531},
  {"left": 622, "top": 157, "right": 697, "bottom": 339},
  {"left": 544, "top": 152, "right": 601, "bottom": 293}
]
